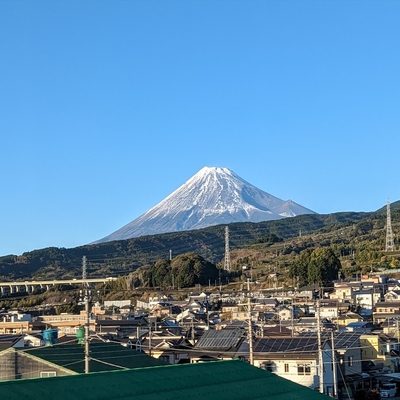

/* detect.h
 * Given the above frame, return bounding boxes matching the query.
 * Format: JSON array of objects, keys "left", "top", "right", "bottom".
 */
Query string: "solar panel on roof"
[
  {"left": 298, "top": 331, "right": 362, "bottom": 349},
  {"left": 195, "top": 329, "right": 243, "bottom": 349},
  {"left": 254, "top": 337, "right": 319, "bottom": 354}
]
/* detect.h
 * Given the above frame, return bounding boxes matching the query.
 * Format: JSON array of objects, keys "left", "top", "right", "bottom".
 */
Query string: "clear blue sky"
[{"left": 1, "top": 0, "right": 400, "bottom": 256}]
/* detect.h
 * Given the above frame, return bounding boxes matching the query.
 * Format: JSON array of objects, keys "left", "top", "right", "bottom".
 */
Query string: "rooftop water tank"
[
  {"left": 76, "top": 326, "right": 85, "bottom": 344},
  {"left": 42, "top": 328, "right": 58, "bottom": 346}
]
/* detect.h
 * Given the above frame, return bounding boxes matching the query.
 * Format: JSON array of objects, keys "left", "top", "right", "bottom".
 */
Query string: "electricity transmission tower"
[
  {"left": 224, "top": 226, "right": 231, "bottom": 271},
  {"left": 386, "top": 199, "right": 395, "bottom": 252}
]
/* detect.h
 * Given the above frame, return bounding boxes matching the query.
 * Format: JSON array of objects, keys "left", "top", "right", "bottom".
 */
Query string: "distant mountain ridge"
[{"left": 94, "top": 167, "right": 316, "bottom": 244}]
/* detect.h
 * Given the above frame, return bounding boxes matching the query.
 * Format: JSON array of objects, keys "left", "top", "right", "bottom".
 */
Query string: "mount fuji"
[{"left": 94, "top": 167, "right": 316, "bottom": 243}]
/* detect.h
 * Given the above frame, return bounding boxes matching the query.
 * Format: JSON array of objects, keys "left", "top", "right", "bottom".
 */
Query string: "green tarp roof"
[
  {"left": 23, "top": 341, "right": 165, "bottom": 373},
  {"left": 0, "top": 359, "right": 328, "bottom": 400}
]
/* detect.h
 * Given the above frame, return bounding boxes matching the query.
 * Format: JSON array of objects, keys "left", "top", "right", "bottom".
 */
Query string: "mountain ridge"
[
  {"left": 94, "top": 166, "right": 316, "bottom": 244},
  {"left": 0, "top": 202, "right": 398, "bottom": 282}
]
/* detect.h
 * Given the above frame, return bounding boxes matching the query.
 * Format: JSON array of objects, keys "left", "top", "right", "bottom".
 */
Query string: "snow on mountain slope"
[
  {"left": 93, "top": 167, "right": 316, "bottom": 243},
  {"left": 271, "top": 200, "right": 316, "bottom": 218}
]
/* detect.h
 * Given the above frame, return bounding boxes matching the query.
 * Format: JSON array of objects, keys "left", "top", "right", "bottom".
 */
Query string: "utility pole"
[
  {"left": 317, "top": 300, "right": 324, "bottom": 394},
  {"left": 247, "top": 278, "right": 254, "bottom": 365},
  {"left": 331, "top": 330, "right": 338, "bottom": 399},
  {"left": 291, "top": 305, "right": 294, "bottom": 337},
  {"left": 147, "top": 316, "right": 157, "bottom": 357},
  {"left": 149, "top": 320, "right": 152, "bottom": 357},
  {"left": 248, "top": 295, "right": 254, "bottom": 365},
  {"left": 82, "top": 256, "right": 90, "bottom": 374}
]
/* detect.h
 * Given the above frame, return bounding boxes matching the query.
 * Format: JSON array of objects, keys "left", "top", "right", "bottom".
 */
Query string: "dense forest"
[{"left": 0, "top": 202, "right": 399, "bottom": 291}]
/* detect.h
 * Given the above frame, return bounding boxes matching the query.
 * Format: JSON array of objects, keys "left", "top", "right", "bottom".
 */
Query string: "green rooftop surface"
[
  {"left": 23, "top": 341, "right": 165, "bottom": 372},
  {"left": 0, "top": 359, "right": 328, "bottom": 400}
]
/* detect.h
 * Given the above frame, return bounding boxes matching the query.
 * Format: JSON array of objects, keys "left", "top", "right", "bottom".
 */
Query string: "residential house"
[
  {"left": 386, "top": 281, "right": 400, "bottom": 291},
  {"left": 319, "top": 299, "right": 339, "bottom": 319},
  {"left": 332, "top": 331, "right": 363, "bottom": 378},
  {"left": 337, "top": 300, "right": 352, "bottom": 314},
  {"left": 276, "top": 306, "right": 293, "bottom": 321},
  {"left": 260, "top": 325, "right": 293, "bottom": 337},
  {"left": 134, "top": 330, "right": 190, "bottom": 364},
  {"left": 136, "top": 294, "right": 173, "bottom": 311},
  {"left": 23, "top": 333, "right": 44, "bottom": 347},
  {"left": 0, "top": 311, "right": 35, "bottom": 334},
  {"left": 231, "top": 307, "right": 260, "bottom": 322},
  {"left": 253, "top": 298, "right": 279, "bottom": 310},
  {"left": 373, "top": 301, "right": 400, "bottom": 324},
  {"left": 251, "top": 336, "right": 334, "bottom": 396},
  {"left": 384, "top": 290, "right": 400, "bottom": 302},
  {"left": 290, "top": 317, "right": 334, "bottom": 333},
  {"left": 185, "top": 299, "right": 207, "bottom": 314},
  {"left": 331, "top": 283, "right": 353, "bottom": 302},
  {"left": 336, "top": 312, "right": 363, "bottom": 329},
  {"left": 95, "top": 314, "right": 149, "bottom": 338},
  {"left": 189, "top": 328, "right": 247, "bottom": 363},
  {"left": 151, "top": 302, "right": 174, "bottom": 317},
  {"left": 360, "top": 333, "right": 399, "bottom": 372},
  {"left": 345, "top": 321, "right": 373, "bottom": 333},
  {"left": 38, "top": 311, "right": 96, "bottom": 335},
  {"left": 221, "top": 303, "right": 238, "bottom": 313},
  {"left": 297, "top": 331, "right": 363, "bottom": 397},
  {"left": 354, "top": 290, "right": 380, "bottom": 317},
  {"left": 295, "top": 286, "right": 318, "bottom": 301}
]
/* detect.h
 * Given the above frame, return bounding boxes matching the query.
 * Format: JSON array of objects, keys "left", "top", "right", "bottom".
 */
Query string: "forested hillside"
[{"left": 0, "top": 202, "right": 399, "bottom": 283}]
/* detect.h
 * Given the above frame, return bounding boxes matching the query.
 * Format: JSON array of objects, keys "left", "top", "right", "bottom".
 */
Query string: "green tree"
[
  {"left": 151, "top": 260, "right": 170, "bottom": 287},
  {"left": 308, "top": 248, "right": 341, "bottom": 285},
  {"left": 171, "top": 253, "right": 218, "bottom": 288},
  {"left": 289, "top": 249, "right": 312, "bottom": 287}
]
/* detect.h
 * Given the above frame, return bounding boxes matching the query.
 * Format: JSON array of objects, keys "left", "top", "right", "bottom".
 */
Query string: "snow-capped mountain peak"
[{"left": 93, "top": 166, "right": 316, "bottom": 243}]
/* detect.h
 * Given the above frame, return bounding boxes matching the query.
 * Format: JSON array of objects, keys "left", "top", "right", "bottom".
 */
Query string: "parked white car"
[{"left": 380, "top": 383, "right": 397, "bottom": 398}]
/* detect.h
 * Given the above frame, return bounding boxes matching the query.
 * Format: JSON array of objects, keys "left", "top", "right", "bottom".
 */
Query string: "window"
[
  {"left": 297, "top": 364, "right": 311, "bottom": 375},
  {"left": 263, "top": 362, "right": 275, "bottom": 372},
  {"left": 348, "top": 356, "right": 353, "bottom": 366},
  {"left": 40, "top": 371, "right": 56, "bottom": 378},
  {"left": 284, "top": 363, "right": 289, "bottom": 373}
]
